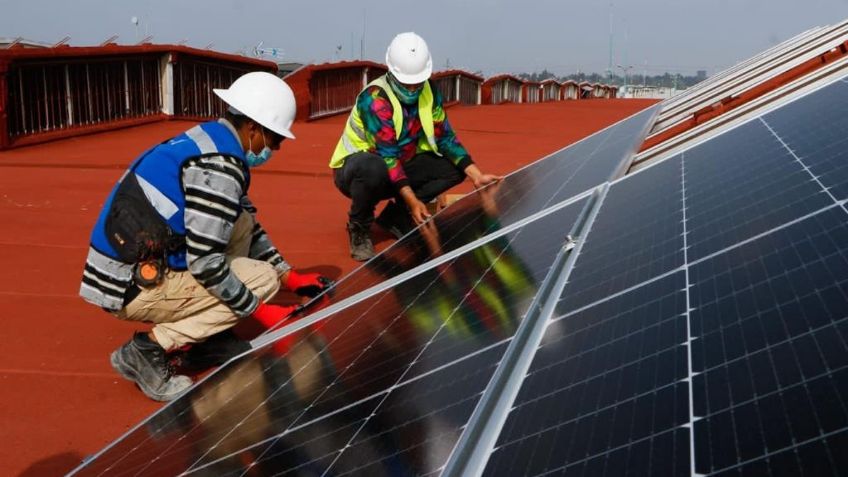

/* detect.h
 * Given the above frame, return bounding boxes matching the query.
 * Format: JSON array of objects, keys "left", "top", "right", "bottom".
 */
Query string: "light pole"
[
  {"left": 616, "top": 64, "right": 633, "bottom": 94},
  {"left": 130, "top": 16, "right": 139, "bottom": 42}
]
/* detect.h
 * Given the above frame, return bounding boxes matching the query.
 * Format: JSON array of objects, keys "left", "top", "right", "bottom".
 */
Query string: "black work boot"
[
  {"left": 375, "top": 200, "right": 415, "bottom": 240},
  {"left": 177, "top": 329, "right": 251, "bottom": 372},
  {"left": 110, "top": 332, "right": 193, "bottom": 401},
  {"left": 347, "top": 221, "right": 375, "bottom": 261}
]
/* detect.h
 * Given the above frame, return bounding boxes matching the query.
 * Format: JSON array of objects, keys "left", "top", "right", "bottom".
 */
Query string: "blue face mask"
[
  {"left": 388, "top": 74, "right": 422, "bottom": 105},
  {"left": 245, "top": 131, "right": 273, "bottom": 167}
]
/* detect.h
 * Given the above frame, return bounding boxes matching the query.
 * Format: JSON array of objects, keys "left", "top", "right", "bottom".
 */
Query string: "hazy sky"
[{"left": 2, "top": 0, "right": 847, "bottom": 76}]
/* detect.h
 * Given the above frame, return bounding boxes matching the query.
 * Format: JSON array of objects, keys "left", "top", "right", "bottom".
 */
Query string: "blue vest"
[{"left": 90, "top": 121, "right": 249, "bottom": 270}]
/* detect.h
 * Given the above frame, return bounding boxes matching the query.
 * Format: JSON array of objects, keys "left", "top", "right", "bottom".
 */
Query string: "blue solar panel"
[
  {"left": 486, "top": 272, "right": 691, "bottom": 476},
  {"left": 476, "top": 74, "right": 848, "bottom": 477},
  {"left": 557, "top": 155, "right": 684, "bottom": 314},
  {"left": 691, "top": 206, "right": 848, "bottom": 475},
  {"left": 682, "top": 118, "right": 832, "bottom": 261}
]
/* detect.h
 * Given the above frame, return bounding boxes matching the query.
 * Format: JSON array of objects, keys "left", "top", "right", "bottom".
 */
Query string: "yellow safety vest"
[{"left": 329, "top": 75, "right": 440, "bottom": 168}]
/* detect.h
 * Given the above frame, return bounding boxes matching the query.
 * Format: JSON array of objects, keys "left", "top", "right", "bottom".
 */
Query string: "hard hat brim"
[
  {"left": 214, "top": 88, "right": 297, "bottom": 140},
  {"left": 390, "top": 67, "right": 432, "bottom": 85}
]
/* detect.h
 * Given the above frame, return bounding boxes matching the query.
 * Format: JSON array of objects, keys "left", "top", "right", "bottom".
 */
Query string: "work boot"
[
  {"left": 176, "top": 329, "right": 251, "bottom": 372},
  {"left": 347, "top": 221, "right": 375, "bottom": 261},
  {"left": 110, "top": 332, "right": 193, "bottom": 401},
  {"left": 375, "top": 200, "right": 416, "bottom": 240}
]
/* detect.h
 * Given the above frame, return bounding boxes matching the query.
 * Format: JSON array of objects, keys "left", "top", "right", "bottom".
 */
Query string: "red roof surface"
[{"left": 0, "top": 98, "right": 657, "bottom": 475}]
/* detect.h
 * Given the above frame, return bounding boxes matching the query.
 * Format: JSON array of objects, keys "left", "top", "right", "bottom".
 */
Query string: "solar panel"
[
  {"left": 556, "top": 155, "right": 684, "bottom": 314},
  {"left": 681, "top": 117, "right": 832, "bottom": 261},
  {"left": 472, "top": 72, "right": 848, "bottom": 477},
  {"left": 756, "top": 77, "right": 848, "bottom": 200},
  {"left": 691, "top": 206, "right": 848, "bottom": 475},
  {"left": 313, "top": 105, "right": 658, "bottom": 308},
  {"left": 486, "top": 272, "right": 691, "bottom": 476},
  {"left": 72, "top": 196, "right": 590, "bottom": 476}
]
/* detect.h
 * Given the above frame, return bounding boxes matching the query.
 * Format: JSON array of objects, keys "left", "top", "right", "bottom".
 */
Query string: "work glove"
[
  {"left": 284, "top": 270, "right": 335, "bottom": 298},
  {"left": 252, "top": 302, "right": 301, "bottom": 328}
]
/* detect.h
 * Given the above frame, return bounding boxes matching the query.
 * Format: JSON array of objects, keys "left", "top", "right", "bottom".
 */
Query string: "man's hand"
[
  {"left": 464, "top": 164, "right": 503, "bottom": 190},
  {"left": 472, "top": 173, "right": 503, "bottom": 189},
  {"left": 400, "top": 185, "right": 430, "bottom": 225},
  {"left": 283, "top": 270, "right": 334, "bottom": 298},
  {"left": 407, "top": 198, "right": 431, "bottom": 225},
  {"left": 434, "top": 193, "right": 448, "bottom": 213},
  {"left": 252, "top": 302, "right": 301, "bottom": 328}
]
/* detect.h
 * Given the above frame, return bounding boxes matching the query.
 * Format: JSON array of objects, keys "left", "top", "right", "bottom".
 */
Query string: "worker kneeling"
[
  {"left": 330, "top": 32, "right": 502, "bottom": 261},
  {"left": 80, "top": 72, "right": 331, "bottom": 401}
]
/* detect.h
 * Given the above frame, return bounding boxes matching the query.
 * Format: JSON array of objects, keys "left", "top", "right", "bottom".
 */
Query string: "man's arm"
[
  {"left": 182, "top": 156, "right": 259, "bottom": 317},
  {"left": 432, "top": 89, "right": 502, "bottom": 189},
  {"left": 240, "top": 196, "right": 291, "bottom": 275}
]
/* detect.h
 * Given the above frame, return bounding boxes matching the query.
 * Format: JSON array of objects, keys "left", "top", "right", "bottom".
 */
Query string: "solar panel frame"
[
  {"left": 650, "top": 19, "right": 848, "bottom": 135},
  {"left": 632, "top": 59, "right": 848, "bottom": 172}
]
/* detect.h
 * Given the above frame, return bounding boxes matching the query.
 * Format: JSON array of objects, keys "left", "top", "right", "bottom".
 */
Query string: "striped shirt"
[{"left": 80, "top": 120, "right": 289, "bottom": 316}]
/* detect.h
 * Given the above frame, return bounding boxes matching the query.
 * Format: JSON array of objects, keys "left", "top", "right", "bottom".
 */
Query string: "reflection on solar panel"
[
  {"left": 311, "top": 105, "right": 658, "bottom": 310},
  {"left": 73, "top": 69, "right": 848, "bottom": 477},
  {"left": 71, "top": 196, "right": 591, "bottom": 476}
]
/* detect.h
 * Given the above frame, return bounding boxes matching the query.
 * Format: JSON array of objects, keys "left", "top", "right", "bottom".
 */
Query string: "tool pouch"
[{"left": 104, "top": 172, "right": 179, "bottom": 269}]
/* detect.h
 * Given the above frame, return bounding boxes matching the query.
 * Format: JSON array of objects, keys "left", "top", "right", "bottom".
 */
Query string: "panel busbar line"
[{"left": 71, "top": 197, "right": 590, "bottom": 476}]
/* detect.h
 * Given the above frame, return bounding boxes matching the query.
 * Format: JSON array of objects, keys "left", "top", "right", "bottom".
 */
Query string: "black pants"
[{"left": 333, "top": 152, "right": 465, "bottom": 225}]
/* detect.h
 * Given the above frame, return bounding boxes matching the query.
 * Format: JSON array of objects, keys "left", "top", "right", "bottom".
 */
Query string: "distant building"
[
  {"left": 696, "top": 69, "right": 707, "bottom": 81},
  {"left": 277, "top": 62, "right": 305, "bottom": 78}
]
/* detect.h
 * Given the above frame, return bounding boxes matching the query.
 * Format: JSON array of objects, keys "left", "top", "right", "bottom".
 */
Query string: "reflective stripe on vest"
[
  {"left": 329, "top": 75, "right": 440, "bottom": 168},
  {"left": 89, "top": 121, "right": 247, "bottom": 270}
]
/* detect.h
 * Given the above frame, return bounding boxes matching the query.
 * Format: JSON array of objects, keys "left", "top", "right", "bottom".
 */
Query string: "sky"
[{"left": 2, "top": 0, "right": 847, "bottom": 77}]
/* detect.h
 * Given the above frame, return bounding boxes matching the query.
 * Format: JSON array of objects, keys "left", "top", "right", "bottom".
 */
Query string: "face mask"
[
  {"left": 245, "top": 129, "right": 273, "bottom": 167},
  {"left": 388, "top": 74, "right": 422, "bottom": 105}
]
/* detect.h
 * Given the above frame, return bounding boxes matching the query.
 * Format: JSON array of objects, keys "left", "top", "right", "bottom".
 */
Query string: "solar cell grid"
[
  {"left": 557, "top": 155, "right": 684, "bottom": 314},
  {"left": 485, "top": 272, "right": 691, "bottom": 477},
  {"left": 759, "top": 78, "right": 848, "bottom": 201},
  {"left": 690, "top": 206, "right": 848, "bottom": 476},
  {"left": 681, "top": 119, "right": 833, "bottom": 261},
  {"left": 478, "top": 72, "right": 848, "bottom": 477}
]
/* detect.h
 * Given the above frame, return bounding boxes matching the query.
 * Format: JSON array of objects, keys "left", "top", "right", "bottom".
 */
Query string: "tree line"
[{"left": 516, "top": 69, "right": 706, "bottom": 89}]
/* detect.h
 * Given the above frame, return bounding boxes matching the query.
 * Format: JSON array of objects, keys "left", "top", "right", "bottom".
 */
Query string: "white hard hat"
[
  {"left": 214, "top": 71, "right": 296, "bottom": 139},
  {"left": 385, "top": 32, "right": 432, "bottom": 85}
]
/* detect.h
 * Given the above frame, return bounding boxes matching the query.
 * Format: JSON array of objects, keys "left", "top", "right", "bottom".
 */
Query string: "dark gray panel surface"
[
  {"left": 485, "top": 272, "right": 691, "bottom": 477},
  {"left": 691, "top": 206, "right": 848, "bottom": 476},
  {"left": 760, "top": 77, "right": 848, "bottom": 200},
  {"left": 682, "top": 119, "right": 832, "bottom": 262},
  {"left": 558, "top": 156, "right": 684, "bottom": 314},
  {"left": 72, "top": 197, "right": 589, "bottom": 476}
]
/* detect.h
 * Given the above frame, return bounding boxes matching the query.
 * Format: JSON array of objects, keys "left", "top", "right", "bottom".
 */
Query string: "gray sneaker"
[
  {"left": 347, "top": 221, "right": 375, "bottom": 261},
  {"left": 110, "top": 332, "right": 193, "bottom": 401}
]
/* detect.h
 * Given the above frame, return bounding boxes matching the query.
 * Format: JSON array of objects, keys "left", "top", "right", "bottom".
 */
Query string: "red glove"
[
  {"left": 252, "top": 302, "right": 300, "bottom": 328},
  {"left": 284, "top": 270, "right": 334, "bottom": 298}
]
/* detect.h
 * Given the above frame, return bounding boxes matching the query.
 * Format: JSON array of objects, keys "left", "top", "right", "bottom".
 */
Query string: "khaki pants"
[{"left": 117, "top": 212, "right": 280, "bottom": 351}]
